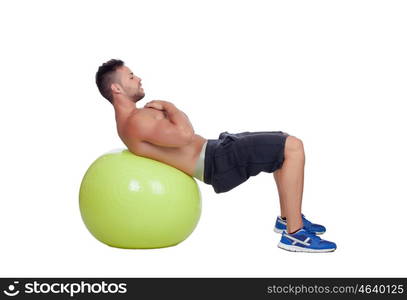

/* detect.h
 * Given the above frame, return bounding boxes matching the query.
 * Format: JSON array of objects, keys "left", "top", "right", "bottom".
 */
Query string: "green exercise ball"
[{"left": 79, "top": 149, "right": 202, "bottom": 249}]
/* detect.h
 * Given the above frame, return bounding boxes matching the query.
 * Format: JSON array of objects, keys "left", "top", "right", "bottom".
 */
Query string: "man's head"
[{"left": 95, "top": 59, "right": 145, "bottom": 104}]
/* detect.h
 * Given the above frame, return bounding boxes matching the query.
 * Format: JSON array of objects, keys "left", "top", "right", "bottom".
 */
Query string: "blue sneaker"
[
  {"left": 278, "top": 228, "right": 337, "bottom": 253},
  {"left": 274, "top": 214, "right": 326, "bottom": 235}
]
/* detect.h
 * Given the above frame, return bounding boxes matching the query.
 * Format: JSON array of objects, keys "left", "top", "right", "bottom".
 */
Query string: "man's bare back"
[{"left": 116, "top": 106, "right": 207, "bottom": 177}]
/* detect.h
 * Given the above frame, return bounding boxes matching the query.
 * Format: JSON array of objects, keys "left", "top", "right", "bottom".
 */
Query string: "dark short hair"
[{"left": 95, "top": 59, "right": 124, "bottom": 103}]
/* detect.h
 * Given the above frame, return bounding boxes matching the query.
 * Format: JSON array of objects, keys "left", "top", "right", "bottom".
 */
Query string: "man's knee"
[{"left": 285, "top": 136, "right": 304, "bottom": 154}]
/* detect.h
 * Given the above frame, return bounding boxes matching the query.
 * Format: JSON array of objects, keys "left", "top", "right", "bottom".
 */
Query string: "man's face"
[{"left": 116, "top": 66, "right": 145, "bottom": 102}]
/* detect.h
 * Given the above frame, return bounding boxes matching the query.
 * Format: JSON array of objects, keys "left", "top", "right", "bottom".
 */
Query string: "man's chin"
[{"left": 133, "top": 93, "right": 145, "bottom": 103}]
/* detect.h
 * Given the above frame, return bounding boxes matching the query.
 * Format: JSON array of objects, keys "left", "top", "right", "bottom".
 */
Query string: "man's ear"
[{"left": 111, "top": 83, "right": 122, "bottom": 95}]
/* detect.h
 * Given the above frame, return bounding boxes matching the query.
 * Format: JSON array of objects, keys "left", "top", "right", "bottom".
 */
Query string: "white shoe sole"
[
  {"left": 278, "top": 242, "right": 336, "bottom": 253},
  {"left": 274, "top": 227, "right": 324, "bottom": 235}
]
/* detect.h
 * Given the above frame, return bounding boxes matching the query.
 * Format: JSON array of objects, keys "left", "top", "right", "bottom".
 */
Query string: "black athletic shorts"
[{"left": 203, "top": 131, "right": 289, "bottom": 193}]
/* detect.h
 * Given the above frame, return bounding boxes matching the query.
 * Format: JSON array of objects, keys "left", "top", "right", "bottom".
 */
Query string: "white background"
[{"left": 0, "top": 0, "right": 406, "bottom": 277}]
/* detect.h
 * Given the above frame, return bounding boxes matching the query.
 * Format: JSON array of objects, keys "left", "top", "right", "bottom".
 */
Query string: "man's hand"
[{"left": 144, "top": 100, "right": 175, "bottom": 111}]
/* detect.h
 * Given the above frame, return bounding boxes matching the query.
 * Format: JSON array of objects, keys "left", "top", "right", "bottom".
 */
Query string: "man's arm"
[
  {"left": 130, "top": 101, "right": 194, "bottom": 147},
  {"left": 146, "top": 100, "right": 194, "bottom": 138}
]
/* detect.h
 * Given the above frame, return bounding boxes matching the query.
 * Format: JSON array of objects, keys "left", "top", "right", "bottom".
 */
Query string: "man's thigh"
[{"left": 211, "top": 131, "right": 289, "bottom": 192}]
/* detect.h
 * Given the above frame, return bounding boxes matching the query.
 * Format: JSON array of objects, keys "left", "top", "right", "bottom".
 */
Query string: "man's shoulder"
[
  {"left": 122, "top": 108, "right": 166, "bottom": 136},
  {"left": 123, "top": 109, "right": 149, "bottom": 129}
]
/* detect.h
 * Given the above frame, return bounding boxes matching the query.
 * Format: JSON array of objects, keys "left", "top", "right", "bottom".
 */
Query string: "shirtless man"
[{"left": 95, "top": 59, "right": 337, "bottom": 253}]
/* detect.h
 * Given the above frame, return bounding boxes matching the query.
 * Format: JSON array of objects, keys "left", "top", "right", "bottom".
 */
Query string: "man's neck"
[{"left": 113, "top": 95, "right": 139, "bottom": 122}]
